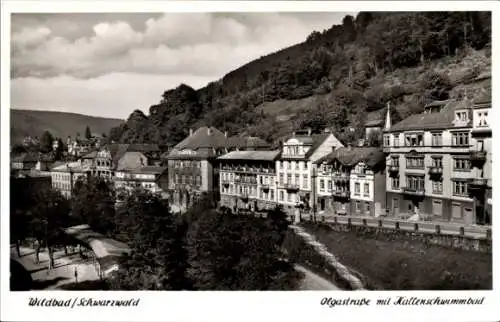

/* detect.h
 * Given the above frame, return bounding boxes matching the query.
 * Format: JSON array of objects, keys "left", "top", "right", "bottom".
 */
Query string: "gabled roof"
[
  {"left": 305, "top": 134, "right": 330, "bottom": 158},
  {"left": 386, "top": 100, "right": 469, "bottom": 133},
  {"left": 316, "top": 147, "right": 385, "bottom": 168},
  {"left": 11, "top": 153, "right": 38, "bottom": 163},
  {"left": 175, "top": 127, "right": 228, "bottom": 150},
  {"left": 218, "top": 150, "right": 280, "bottom": 162},
  {"left": 474, "top": 91, "right": 491, "bottom": 106},
  {"left": 364, "top": 119, "right": 384, "bottom": 127}
]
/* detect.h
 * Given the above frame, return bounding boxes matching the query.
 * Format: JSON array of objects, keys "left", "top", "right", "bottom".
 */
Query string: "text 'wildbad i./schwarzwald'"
[{"left": 320, "top": 296, "right": 485, "bottom": 307}]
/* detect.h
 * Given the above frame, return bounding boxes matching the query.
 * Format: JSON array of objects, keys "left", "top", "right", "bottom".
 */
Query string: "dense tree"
[
  {"left": 27, "top": 189, "right": 71, "bottom": 268},
  {"left": 109, "top": 190, "right": 190, "bottom": 290},
  {"left": 71, "top": 176, "right": 116, "bottom": 235},
  {"left": 108, "top": 12, "right": 491, "bottom": 148},
  {"left": 85, "top": 126, "right": 92, "bottom": 139},
  {"left": 39, "top": 131, "right": 54, "bottom": 153},
  {"left": 186, "top": 207, "right": 299, "bottom": 290}
]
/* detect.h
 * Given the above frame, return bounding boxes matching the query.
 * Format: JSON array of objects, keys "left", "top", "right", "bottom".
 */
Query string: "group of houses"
[{"left": 11, "top": 75, "right": 491, "bottom": 226}]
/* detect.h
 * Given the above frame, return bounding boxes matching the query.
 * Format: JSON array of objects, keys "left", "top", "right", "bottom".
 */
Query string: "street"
[{"left": 296, "top": 265, "right": 341, "bottom": 291}]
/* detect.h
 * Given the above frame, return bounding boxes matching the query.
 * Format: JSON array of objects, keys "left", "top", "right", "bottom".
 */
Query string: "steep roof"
[
  {"left": 316, "top": 147, "right": 385, "bottom": 168},
  {"left": 218, "top": 150, "right": 280, "bottom": 162},
  {"left": 474, "top": 91, "right": 491, "bottom": 106},
  {"left": 11, "top": 153, "right": 38, "bottom": 163},
  {"left": 386, "top": 100, "right": 470, "bottom": 133},
  {"left": 226, "top": 136, "right": 270, "bottom": 149},
  {"left": 304, "top": 134, "right": 330, "bottom": 158},
  {"left": 174, "top": 127, "right": 228, "bottom": 150}
]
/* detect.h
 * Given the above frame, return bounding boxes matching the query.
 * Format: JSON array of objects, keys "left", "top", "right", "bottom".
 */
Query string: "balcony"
[
  {"left": 470, "top": 151, "right": 487, "bottom": 165},
  {"left": 469, "top": 178, "right": 488, "bottom": 189},
  {"left": 333, "top": 190, "right": 350, "bottom": 199},
  {"left": 471, "top": 126, "right": 492, "bottom": 136},
  {"left": 402, "top": 187, "right": 425, "bottom": 197},
  {"left": 260, "top": 184, "right": 271, "bottom": 190},
  {"left": 282, "top": 183, "right": 300, "bottom": 191},
  {"left": 333, "top": 173, "right": 350, "bottom": 183},
  {"left": 387, "top": 164, "right": 399, "bottom": 173},
  {"left": 428, "top": 166, "right": 443, "bottom": 176}
]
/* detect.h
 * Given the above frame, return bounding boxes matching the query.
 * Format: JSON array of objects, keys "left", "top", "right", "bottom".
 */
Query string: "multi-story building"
[
  {"left": 50, "top": 161, "right": 91, "bottom": 198},
  {"left": 276, "top": 129, "right": 344, "bottom": 216},
  {"left": 383, "top": 97, "right": 489, "bottom": 224},
  {"left": 82, "top": 144, "right": 160, "bottom": 178},
  {"left": 218, "top": 150, "right": 280, "bottom": 212},
  {"left": 468, "top": 90, "right": 492, "bottom": 225},
  {"left": 166, "top": 127, "right": 231, "bottom": 212},
  {"left": 315, "top": 146, "right": 386, "bottom": 217},
  {"left": 11, "top": 153, "right": 38, "bottom": 171},
  {"left": 114, "top": 166, "right": 169, "bottom": 198}
]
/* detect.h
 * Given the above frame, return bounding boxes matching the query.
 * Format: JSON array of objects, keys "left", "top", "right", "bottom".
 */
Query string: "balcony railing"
[
  {"left": 333, "top": 173, "right": 350, "bottom": 182},
  {"left": 470, "top": 151, "right": 487, "bottom": 163},
  {"left": 260, "top": 184, "right": 271, "bottom": 190},
  {"left": 387, "top": 164, "right": 399, "bottom": 173},
  {"left": 333, "top": 190, "right": 349, "bottom": 198},
  {"left": 282, "top": 183, "right": 300, "bottom": 191},
  {"left": 469, "top": 178, "right": 487, "bottom": 188},
  {"left": 402, "top": 187, "right": 425, "bottom": 196},
  {"left": 428, "top": 166, "right": 443, "bottom": 176}
]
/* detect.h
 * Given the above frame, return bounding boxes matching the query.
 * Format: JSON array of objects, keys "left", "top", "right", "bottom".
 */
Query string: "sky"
[{"left": 11, "top": 12, "right": 353, "bottom": 119}]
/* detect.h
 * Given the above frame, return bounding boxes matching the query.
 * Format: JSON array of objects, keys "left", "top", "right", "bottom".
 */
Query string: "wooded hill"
[{"left": 108, "top": 12, "right": 491, "bottom": 147}]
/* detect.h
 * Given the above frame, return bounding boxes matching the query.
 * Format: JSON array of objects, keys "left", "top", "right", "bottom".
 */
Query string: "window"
[
  {"left": 280, "top": 191, "right": 284, "bottom": 201},
  {"left": 355, "top": 201, "right": 361, "bottom": 211},
  {"left": 365, "top": 203, "right": 370, "bottom": 212},
  {"left": 431, "top": 132, "right": 443, "bottom": 147},
  {"left": 354, "top": 183, "right": 360, "bottom": 196},
  {"left": 455, "top": 111, "right": 468, "bottom": 122},
  {"left": 320, "top": 179, "right": 325, "bottom": 191},
  {"left": 405, "top": 133, "right": 424, "bottom": 147},
  {"left": 453, "top": 181, "right": 468, "bottom": 196},
  {"left": 304, "top": 162, "right": 308, "bottom": 170},
  {"left": 453, "top": 158, "right": 471, "bottom": 171},
  {"left": 295, "top": 174, "right": 300, "bottom": 185},
  {"left": 270, "top": 190, "right": 274, "bottom": 200},
  {"left": 287, "top": 174, "right": 292, "bottom": 184},
  {"left": 287, "top": 193, "right": 292, "bottom": 202},
  {"left": 391, "top": 177, "right": 400, "bottom": 189},
  {"left": 478, "top": 111, "right": 488, "bottom": 127},
  {"left": 287, "top": 161, "right": 291, "bottom": 170},
  {"left": 303, "top": 174, "right": 308, "bottom": 189},
  {"left": 432, "top": 181, "right": 443, "bottom": 194},
  {"left": 327, "top": 180, "right": 332, "bottom": 191},
  {"left": 394, "top": 135, "right": 400, "bottom": 147},
  {"left": 406, "top": 156, "right": 425, "bottom": 169},
  {"left": 452, "top": 203, "right": 462, "bottom": 218},
  {"left": 364, "top": 183, "right": 369, "bottom": 196},
  {"left": 452, "top": 132, "right": 469, "bottom": 146},
  {"left": 391, "top": 157, "right": 399, "bottom": 167},
  {"left": 295, "top": 162, "right": 299, "bottom": 170},
  {"left": 431, "top": 157, "right": 443, "bottom": 168},
  {"left": 384, "top": 135, "right": 390, "bottom": 147},
  {"left": 279, "top": 173, "right": 284, "bottom": 185},
  {"left": 406, "top": 175, "right": 425, "bottom": 191}
]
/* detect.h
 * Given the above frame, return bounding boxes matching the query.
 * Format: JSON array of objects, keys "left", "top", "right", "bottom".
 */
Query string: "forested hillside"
[{"left": 109, "top": 12, "right": 491, "bottom": 147}]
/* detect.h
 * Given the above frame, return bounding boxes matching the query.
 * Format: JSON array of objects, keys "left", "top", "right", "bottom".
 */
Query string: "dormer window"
[
  {"left": 455, "top": 111, "right": 468, "bottom": 122},
  {"left": 405, "top": 133, "right": 423, "bottom": 147}
]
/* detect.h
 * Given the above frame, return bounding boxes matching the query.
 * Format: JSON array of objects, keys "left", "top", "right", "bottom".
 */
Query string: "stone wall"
[{"left": 308, "top": 219, "right": 492, "bottom": 253}]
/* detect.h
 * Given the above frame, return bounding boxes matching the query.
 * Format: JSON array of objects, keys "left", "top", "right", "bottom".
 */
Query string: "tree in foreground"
[
  {"left": 109, "top": 189, "right": 190, "bottom": 290},
  {"left": 186, "top": 206, "right": 300, "bottom": 290},
  {"left": 71, "top": 176, "right": 116, "bottom": 235}
]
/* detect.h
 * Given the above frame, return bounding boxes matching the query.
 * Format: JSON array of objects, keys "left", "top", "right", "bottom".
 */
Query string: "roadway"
[{"left": 296, "top": 265, "right": 341, "bottom": 290}]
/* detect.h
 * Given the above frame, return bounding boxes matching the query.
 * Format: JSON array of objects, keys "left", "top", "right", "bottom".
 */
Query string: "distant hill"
[
  {"left": 11, "top": 109, "right": 124, "bottom": 144},
  {"left": 106, "top": 12, "right": 491, "bottom": 147}
]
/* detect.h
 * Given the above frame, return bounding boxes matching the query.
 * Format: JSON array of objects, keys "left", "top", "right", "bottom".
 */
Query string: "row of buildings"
[{"left": 12, "top": 76, "right": 491, "bottom": 226}]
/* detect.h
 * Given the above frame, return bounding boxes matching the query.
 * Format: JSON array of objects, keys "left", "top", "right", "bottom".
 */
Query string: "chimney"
[
  {"left": 307, "top": 128, "right": 312, "bottom": 136},
  {"left": 224, "top": 131, "right": 228, "bottom": 137},
  {"left": 207, "top": 128, "right": 212, "bottom": 135},
  {"left": 292, "top": 131, "right": 296, "bottom": 137},
  {"left": 189, "top": 128, "right": 193, "bottom": 136},
  {"left": 347, "top": 144, "right": 353, "bottom": 151}
]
